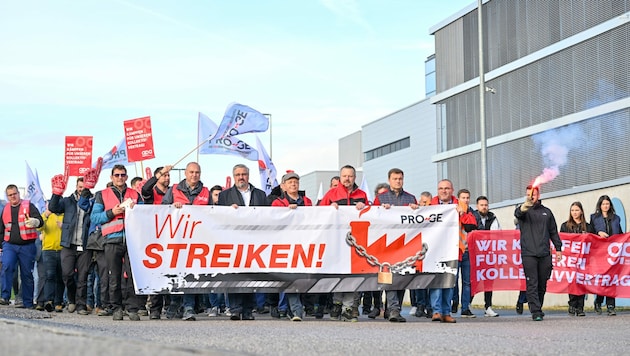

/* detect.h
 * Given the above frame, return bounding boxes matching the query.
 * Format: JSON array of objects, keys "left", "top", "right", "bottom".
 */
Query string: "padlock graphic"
[{"left": 377, "top": 263, "right": 393, "bottom": 284}]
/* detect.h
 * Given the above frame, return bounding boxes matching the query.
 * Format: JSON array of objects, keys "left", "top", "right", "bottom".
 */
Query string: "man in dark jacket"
[
  {"left": 514, "top": 185, "right": 562, "bottom": 321},
  {"left": 218, "top": 163, "right": 269, "bottom": 321},
  {"left": 49, "top": 177, "right": 92, "bottom": 315}
]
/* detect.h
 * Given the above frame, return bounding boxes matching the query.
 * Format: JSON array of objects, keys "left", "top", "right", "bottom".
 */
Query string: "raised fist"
[
  {"left": 83, "top": 157, "right": 103, "bottom": 189},
  {"left": 51, "top": 165, "right": 69, "bottom": 196}
]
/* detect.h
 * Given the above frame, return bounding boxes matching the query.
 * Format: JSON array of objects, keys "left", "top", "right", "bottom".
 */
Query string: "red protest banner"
[
  {"left": 124, "top": 116, "right": 155, "bottom": 162},
  {"left": 468, "top": 230, "right": 630, "bottom": 298},
  {"left": 64, "top": 136, "right": 93, "bottom": 176}
]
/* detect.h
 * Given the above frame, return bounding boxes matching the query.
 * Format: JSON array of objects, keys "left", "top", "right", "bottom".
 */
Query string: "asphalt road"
[{"left": 1, "top": 304, "right": 628, "bottom": 355}]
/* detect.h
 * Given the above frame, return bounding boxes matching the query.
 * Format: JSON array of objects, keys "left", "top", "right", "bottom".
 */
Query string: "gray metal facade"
[{"left": 432, "top": 0, "right": 630, "bottom": 205}]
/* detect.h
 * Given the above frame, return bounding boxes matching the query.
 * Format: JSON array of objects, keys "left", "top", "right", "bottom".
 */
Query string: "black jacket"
[
  {"left": 218, "top": 184, "right": 270, "bottom": 207},
  {"left": 514, "top": 201, "right": 561, "bottom": 257}
]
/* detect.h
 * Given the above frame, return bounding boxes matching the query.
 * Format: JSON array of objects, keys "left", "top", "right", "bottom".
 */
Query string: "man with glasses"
[
  {"left": 218, "top": 163, "right": 270, "bottom": 321},
  {"left": 0, "top": 185, "right": 43, "bottom": 308},
  {"left": 90, "top": 165, "right": 144, "bottom": 321}
]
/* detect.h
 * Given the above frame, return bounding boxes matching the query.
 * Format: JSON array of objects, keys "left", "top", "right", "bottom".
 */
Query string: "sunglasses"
[{"left": 113, "top": 173, "right": 128, "bottom": 178}]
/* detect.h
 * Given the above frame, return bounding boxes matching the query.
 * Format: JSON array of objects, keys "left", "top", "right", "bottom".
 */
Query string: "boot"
[
  {"left": 576, "top": 308, "right": 585, "bottom": 317},
  {"left": 594, "top": 302, "right": 602, "bottom": 315}
]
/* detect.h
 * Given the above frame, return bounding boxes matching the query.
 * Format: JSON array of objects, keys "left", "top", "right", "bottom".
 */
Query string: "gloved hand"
[
  {"left": 81, "top": 188, "right": 92, "bottom": 198},
  {"left": 83, "top": 157, "right": 103, "bottom": 189},
  {"left": 520, "top": 196, "right": 534, "bottom": 212},
  {"left": 51, "top": 165, "right": 69, "bottom": 196},
  {"left": 25, "top": 217, "right": 39, "bottom": 228}
]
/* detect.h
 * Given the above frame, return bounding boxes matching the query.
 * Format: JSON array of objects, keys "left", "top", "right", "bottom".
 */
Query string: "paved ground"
[{"left": 1, "top": 304, "right": 628, "bottom": 355}]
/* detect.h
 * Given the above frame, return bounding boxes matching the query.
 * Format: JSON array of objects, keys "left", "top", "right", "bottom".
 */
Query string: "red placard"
[
  {"left": 124, "top": 116, "right": 155, "bottom": 162},
  {"left": 64, "top": 136, "right": 93, "bottom": 176}
]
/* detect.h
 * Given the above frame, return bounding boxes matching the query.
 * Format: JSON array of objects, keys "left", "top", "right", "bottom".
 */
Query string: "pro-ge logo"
[{"left": 400, "top": 213, "right": 443, "bottom": 224}]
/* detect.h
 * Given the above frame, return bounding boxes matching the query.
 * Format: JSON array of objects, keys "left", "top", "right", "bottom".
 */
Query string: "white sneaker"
[
  {"left": 409, "top": 306, "right": 417, "bottom": 316},
  {"left": 224, "top": 307, "right": 232, "bottom": 317},
  {"left": 485, "top": 306, "right": 499, "bottom": 317},
  {"left": 207, "top": 306, "right": 219, "bottom": 317}
]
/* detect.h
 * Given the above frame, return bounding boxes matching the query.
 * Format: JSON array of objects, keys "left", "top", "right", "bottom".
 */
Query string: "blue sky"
[{"left": 0, "top": 0, "right": 473, "bottom": 198}]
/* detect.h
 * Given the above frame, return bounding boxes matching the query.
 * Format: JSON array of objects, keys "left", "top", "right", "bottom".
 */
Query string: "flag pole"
[{"left": 171, "top": 138, "right": 211, "bottom": 168}]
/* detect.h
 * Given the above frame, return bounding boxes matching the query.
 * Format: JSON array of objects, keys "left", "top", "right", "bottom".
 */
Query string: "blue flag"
[
  {"left": 209, "top": 103, "right": 269, "bottom": 141},
  {"left": 198, "top": 112, "right": 259, "bottom": 161}
]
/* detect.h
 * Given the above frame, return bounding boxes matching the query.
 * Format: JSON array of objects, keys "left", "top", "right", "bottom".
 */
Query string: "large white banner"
[{"left": 125, "top": 204, "right": 460, "bottom": 294}]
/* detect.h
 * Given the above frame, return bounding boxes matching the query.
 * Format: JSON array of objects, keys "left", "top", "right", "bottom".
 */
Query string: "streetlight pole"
[{"left": 478, "top": 0, "right": 488, "bottom": 197}]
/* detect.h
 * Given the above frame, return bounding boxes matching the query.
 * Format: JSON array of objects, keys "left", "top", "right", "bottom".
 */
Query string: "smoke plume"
[{"left": 531, "top": 125, "right": 584, "bottom": 187}]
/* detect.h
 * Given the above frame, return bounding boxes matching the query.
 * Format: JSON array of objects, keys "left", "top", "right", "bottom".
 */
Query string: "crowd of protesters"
[{"left": 0, "top": 163, "right": 625, "bottom": 323}]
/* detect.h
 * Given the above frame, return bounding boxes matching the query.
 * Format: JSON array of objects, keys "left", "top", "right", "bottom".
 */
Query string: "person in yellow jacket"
[{"left": 38, "top": 208, "right": 65, "bottom": 312}]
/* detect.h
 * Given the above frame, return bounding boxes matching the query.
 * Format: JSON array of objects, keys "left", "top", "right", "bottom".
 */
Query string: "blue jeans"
[
  {"left": 1, "top": 242, "right": 36, "bottom": 307},
  {"left": 86, "top": 263, "right": 100, "bottom": 308},
  {"left": 42, "top": 250, "right": 64, "bottom": 305},
  {"left": 430, "top": 287, "right": 453, "bottom": 315},
  {"left": 414, "top": 289, "right": 430, "bottom": 306},
  {"left": 453, "top": 251, "right": 472, "bottom": 311},
  {"left": 208, "top": 293, "right": 225, "bottom": 309}
]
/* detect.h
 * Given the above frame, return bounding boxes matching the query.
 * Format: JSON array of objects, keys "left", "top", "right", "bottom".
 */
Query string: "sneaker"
[
  {"left": 533, "top": 314, "right": 543, "bottom": 321},
  {"left": 98, "top": 308, "right": 113, "bottom": 316},
  {"left": 77, "top": 309, "right": 90, "bottom": 315},
  {"left": 35, "top": 304, "right": 45, "bottom": 311},
  {"left": 258, "top": 305, "right": 270, "bottom": 314},
  {"left": 594, "top": 302, "right": 602, "bottom": 315},
  {"left": 461, "top": 309, "right": 476, "bottom": 318},
  {"left": 128, "top": 312, "right": 140, "bottom": 321},
  {"left": 607, "top": 306, "right": 616, "bottom": 316},
  {"left": 367, "top": 308, "right": 380, "bottom": 319},
  {"left": 330, "top": 303, "right": 342, "bottom": 320},
  {"left": 150, "top": 312, "right": 161, "bottom": 320},
  {"left": 224, "top": 307, "right": 232, "bottom": 317},
  {"left": 568, "top": 306, "right": 575, "bottom": 315},
  {"left": 388, "top": 309, "right": 406, "bottom": 322},
  {"left": 138, "top": 309, "right": 149, "bottom": 317},
  {"left": 484, "top": 307, "right": 499, "bottom": 317},
  {"left": 516, "top": 303, "right": 524, "bottom": 315},
  {"left": 182, "top": 308, "right": 196, "bottom": 321},
  {"left": 86, "top": 305, "right": 93, "bottom": 313},
  {"left": 576, "top": 308, "right": 585, "bottom": 317},
  {"left": 409, "top": 306, "right": 417, "bottom": 316},
  {"left": 362, "top": 306, "right": 372, "bottom": 315},
  {"left": 0, "top": 298, "right": 9, "bottom": 305},
  {"left": 291, "top": 315, "right": 302, "bottom": 322},
  {"left": 67, "top": 304, "right": 76, "bottom": 313},
  {"left": 166, "top": 305, "right": 183, "bottom": 319},
  {"left": 14, "top": 302, "right": 25, "bottom": 308},
  {"left": 278, "top": 310, "right": 288, "bottom": 319},
  {"left": 351, "top": 306, "right": 359, "bottom": 318},
  {"left": 113, "top": 309, "right": 124, "bottom": 321},
  {"left": 414, "top": 307, "right": 427, "bottom": 318},
  {"left": 341, "top": 308, "right": 358, "bottom": 322},
  {"left": 207, "top": 306, "right": 219, "bottom": 317},
  {"left": 44, "top": 302, "right": 54, "bottom": 312},
  {"left": 313, "top": 305, "right": 324, "bottom": 319}
]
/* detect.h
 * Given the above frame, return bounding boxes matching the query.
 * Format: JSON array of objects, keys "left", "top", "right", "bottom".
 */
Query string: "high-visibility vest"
[
  {"left": 2, "top": 200, "right": 37, "bottom": 242},
  {"left": 171, "top": 184, "right": 210, "bottom": 205},
  {"left": 101, "top": 188, "right": 139, "bottom": 236}
]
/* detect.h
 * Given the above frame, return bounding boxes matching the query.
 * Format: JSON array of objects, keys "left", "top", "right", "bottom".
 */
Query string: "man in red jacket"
[{"left": 319, "top": 165, "right": 368, "bottom": 322}]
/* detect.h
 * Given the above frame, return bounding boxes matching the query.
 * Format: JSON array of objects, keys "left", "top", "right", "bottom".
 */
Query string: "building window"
[{"left": 364, "top": 137, "right": 410, "bottom": 161}]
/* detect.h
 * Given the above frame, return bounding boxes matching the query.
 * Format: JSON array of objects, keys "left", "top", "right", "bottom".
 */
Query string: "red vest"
[
  {"left": 100, "top": 188, "right": 139, "bottom": 236},
  {"left": 2, "top": 200, "right": 38, "bottom": 241},
  {"left": 153, "top": 187, "right": 165, "bottom": 205},
  {"left": 171, "top": 184, "right": 210, "bottom": 205}
]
